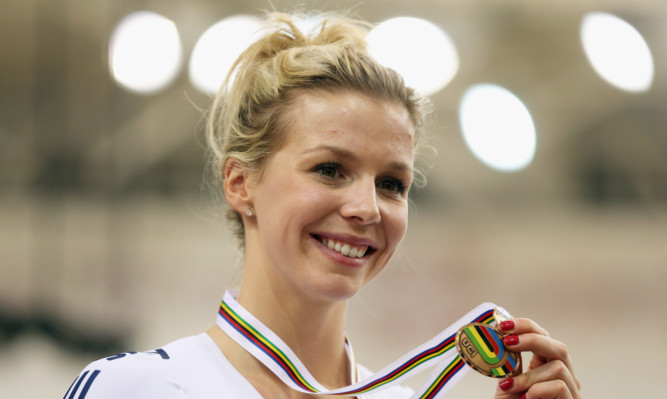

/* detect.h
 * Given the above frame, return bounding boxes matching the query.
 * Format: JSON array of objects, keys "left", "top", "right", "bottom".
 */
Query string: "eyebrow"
[{"left": 303, "top": 145, "right": 413, "bottom": 172}]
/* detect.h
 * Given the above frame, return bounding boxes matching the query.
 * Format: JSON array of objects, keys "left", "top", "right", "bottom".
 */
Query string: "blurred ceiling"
[{"left": 1, "top": 0, "right": 666, "bottom": 207}]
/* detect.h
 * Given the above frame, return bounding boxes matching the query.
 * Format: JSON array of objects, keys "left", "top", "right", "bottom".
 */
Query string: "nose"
[{"left": 340, "top": 178, "right": 381, "bottom": 225}]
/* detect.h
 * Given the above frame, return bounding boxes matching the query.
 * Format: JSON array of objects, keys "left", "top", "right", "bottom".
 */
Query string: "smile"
[{"left": 314, "top": 235, "right": 371, "bottom": 258}]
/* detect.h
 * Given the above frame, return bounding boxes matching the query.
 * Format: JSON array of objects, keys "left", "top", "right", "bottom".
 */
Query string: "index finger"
[
  {"left": 499, "top": 318, "right": 549, "bottom": 337},
  {"left": 499, "top": 318, "right": 581, "bottom": 390}
]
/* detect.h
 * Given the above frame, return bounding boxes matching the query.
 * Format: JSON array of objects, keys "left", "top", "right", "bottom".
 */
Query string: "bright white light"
[
  {"left": 294, "top": 15, "right": 324, "bottom": 38},
  {"left": 459, "top": 84, "right": 536, "bottom": 172},
  {"left": 581, "top": 12, "right": 654, "bottom": 92},
  {"left": 368, "top": 17, "right": 459, "bottom": 96},
  {"left": 109, "top": 11, "right": 182, "bottom": 94},
  {"left": 189, "top": 15, "right": 262, "bottom": 94}
]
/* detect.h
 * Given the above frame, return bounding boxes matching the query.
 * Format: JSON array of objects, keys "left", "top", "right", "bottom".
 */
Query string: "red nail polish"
[
  {"left": 504, "top": 334, "right": 519, "bottom": 346},
  {"left": 520, "top": 393, "right": 527, "bottom": 399},
  {"left": 499, "top": 378, "right": 514, "bottom": 391},
  {"left": 499, "top": 320, "right": 515, "bottom": 331}
]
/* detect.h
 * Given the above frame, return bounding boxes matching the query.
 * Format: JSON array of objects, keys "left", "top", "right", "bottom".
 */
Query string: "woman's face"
[{"left": 245, "top": 90, "right": 415, "bottom": 303}]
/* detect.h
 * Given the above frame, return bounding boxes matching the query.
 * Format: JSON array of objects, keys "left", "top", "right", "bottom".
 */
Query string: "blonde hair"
[{"left": 206, "top": 12, "right": 431, "bottom": 243}]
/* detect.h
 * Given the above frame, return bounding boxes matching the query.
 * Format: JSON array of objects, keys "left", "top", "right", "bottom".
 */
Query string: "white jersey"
[{"left": 64, "top": 333, "right": 414, "bottom": 398}]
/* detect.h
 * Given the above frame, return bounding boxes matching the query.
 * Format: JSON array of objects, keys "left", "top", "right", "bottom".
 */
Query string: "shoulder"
[
  {"left": 356, "top": 364, "right": 415, "bottom": 399},
  {"left": 63, "top": 334, "right": 220, "bottom": 399}
]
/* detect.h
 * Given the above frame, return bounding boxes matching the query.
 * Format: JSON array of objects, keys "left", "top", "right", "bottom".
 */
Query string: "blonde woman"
[{"left": 65, "top": 12, "right": 581, "bottom": 399}]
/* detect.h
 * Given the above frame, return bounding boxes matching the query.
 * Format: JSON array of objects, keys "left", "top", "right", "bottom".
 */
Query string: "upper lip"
[{"left": 310, "top": 232, "right": 379, "bottom": 250}]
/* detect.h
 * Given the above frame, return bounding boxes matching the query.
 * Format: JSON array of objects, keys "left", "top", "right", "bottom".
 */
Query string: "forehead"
[{"left": 284, "top": 90, "right": 416, "bottom": 154}]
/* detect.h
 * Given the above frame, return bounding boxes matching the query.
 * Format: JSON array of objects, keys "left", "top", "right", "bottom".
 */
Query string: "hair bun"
[{"left": 206, "top": 11, "right": 430, "bottom": 245}]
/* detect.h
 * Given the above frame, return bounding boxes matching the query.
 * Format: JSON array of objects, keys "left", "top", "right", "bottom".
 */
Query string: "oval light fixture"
[
  {"left": 459, "top": 84, "right": 536, "bottom": 172},
  {"left": 368, "top": 17, "right": 459, "bottom": 96},
  {"left": 189, "top": 15, "right": 262, "bottom": 94},
  {"left": 581, "top": 12, "right": 654, "bottom": 92},
  {"left": 109, "top": 11, "right": 183, "bottom": 94}
]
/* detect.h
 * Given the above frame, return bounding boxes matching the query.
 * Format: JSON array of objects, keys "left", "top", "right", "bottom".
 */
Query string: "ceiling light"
[
  {"left": 368, "top": 17, "right": 459, "bottom": 96},
  {"left": 189, "top": 15, "right": 262, "bottom": 94},
  {"left": 581, "top": 12, "right": 654, "bottom": 93},
  {"left": 109, "top": 11, "right": 182, "bottom": 94},
  {"left": 459, "top": 84, "right": 536, "bottom": 172}
]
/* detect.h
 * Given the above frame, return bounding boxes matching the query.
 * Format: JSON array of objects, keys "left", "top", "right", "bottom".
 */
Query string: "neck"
[{"left": 235, "top": 277, "right": 350, "bottom": 387}]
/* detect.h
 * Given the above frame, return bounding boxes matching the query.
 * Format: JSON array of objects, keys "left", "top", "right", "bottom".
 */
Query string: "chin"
[{"left": 306, "top": 277, "right": 364, "bottom": 303}]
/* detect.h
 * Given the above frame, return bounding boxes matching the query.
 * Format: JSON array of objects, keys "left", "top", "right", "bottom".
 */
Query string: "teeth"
[{"left": 320, "top": 237, "right": 368, "bottom": 258}]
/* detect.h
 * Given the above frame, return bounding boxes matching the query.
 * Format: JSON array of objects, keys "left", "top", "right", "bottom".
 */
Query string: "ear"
[{"left": 222, "top": 157, "right": 254, "bottom": 214}]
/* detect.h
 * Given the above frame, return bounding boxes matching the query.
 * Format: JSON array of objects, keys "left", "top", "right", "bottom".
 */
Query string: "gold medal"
[{"left": 455, "top": 323, "right": 522, "bottom": 378}]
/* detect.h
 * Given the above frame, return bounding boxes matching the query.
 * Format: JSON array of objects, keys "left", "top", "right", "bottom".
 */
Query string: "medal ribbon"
[{"left": 216, "top": 290, "right": 498, "bottom": 398}]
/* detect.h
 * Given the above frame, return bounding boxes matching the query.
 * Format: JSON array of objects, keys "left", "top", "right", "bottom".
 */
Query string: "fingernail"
[
  {"left": 499, "top": 320, "right": 515, "bottom": 331},
  {"left": 520, "top": 393, "right": 527, "bottom": 399},
  {"left": 499, "top": 378, "right": 514, "bottom": 391},
  {"left": 504, "top": 334, "right": 519, "bottom": 346}
]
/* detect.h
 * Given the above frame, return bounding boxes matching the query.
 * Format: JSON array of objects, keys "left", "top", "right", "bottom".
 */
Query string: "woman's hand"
[{"left": 493, "top": 318, "right": 582, "bottom": 399}]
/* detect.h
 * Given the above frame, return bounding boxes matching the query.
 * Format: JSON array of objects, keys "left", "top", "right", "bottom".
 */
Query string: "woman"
[{"left": 65, "top": 12, "right": 581, "bottom": 399}]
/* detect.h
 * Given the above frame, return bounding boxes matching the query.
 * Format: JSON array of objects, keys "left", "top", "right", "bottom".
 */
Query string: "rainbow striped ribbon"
[{"left": 216, "top": 290, "right": 497, "bottom": 398}]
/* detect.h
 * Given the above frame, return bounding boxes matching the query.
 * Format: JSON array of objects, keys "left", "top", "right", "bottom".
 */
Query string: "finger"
[
  {"left": 503, "top": 332, "right": 580, "bottom": 389},
  {"left": 494, "top": 377, "right": 522, "bottom": 398},
  {"left": 523, "top": 379, "right": 575, "bottom": 399},
  {"left": 498, "top": 318, "right": 549, "bottom": 338},
  {"left": 499, "top": 318, "right": 581, "bottom": 390},
  {"left": 513, "top": 360, "right": 580, "bottom": 398}
]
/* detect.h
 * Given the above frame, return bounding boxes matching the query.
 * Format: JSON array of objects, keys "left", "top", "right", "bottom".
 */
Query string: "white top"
[{"left": 65, "top": 333, "right": 414, "bottom": 399}]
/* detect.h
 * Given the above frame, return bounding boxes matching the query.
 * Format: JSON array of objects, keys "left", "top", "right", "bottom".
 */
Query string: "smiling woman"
[
  {"left": 206, "top": 13, "right": 429, "bottom": 249},
  {"left": 234, "top": 91, "right": 415, "bottom": 305},
  {"left": 66, "top": 11, "right": 582, "bottom": 399}
]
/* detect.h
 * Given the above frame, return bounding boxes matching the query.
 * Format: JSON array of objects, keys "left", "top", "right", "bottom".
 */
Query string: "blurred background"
[{"left": 1, "top": 0, "right": 666, "bottom": 397}]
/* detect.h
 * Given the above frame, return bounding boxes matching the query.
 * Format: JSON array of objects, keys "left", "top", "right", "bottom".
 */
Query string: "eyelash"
[
  {"left": 313, "top": 162, "right": 408, "bottom": 195},
  {"left": 379, "top": 176, "right": 407, "bottom": 195},
  {"left": 314, "top": 162, "right": 342, "bottom": 180}
]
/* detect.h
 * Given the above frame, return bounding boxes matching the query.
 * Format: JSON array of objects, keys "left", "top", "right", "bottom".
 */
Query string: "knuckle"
[
  {"left": 553, "top": 340, "right": 568, "bottom": 358},
  {"left": 550, "top": 359, "right": 568, "bottom": 377},
  {"left": 555, "top": 379, "right": 569, "bottom": 393}
]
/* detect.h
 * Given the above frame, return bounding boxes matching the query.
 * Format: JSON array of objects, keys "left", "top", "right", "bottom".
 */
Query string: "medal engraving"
[{"left": 460, "top": 334, "right": 478, "bottom": 357}]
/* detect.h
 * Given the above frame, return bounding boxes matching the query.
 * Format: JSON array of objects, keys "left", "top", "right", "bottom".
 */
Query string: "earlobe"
[{"left": 223, "top": 158, "right": 253, "bottom": 214}]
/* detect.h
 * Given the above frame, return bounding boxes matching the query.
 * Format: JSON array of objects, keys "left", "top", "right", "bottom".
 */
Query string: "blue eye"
[
  {"left": 377, "top": 177, "right": 407, "bottom": 194},
  {"left": 314, "top": 162, "right": 342, "bottom": 179}
]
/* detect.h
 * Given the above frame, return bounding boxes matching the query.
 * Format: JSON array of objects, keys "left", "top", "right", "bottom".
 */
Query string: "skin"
[
  {"left": 211, "top": 90, "right": 415, "bottom": 399},
  {"left": 495, "top": 319, "right": 583, "bottom": 399},
  {"left": 207, "top": 89, "right": 582, "bottom": 399}
]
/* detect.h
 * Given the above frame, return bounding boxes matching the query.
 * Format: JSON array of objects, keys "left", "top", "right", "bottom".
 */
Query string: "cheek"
[
  {"left": 258, "top": 177, "right": 335, "bottom": 231},
  {"left": 291, "top": 188, "right": 342, "bottom": 229},
  {"left": 385, "top": 204, "right": 409, "bottom": 248}
]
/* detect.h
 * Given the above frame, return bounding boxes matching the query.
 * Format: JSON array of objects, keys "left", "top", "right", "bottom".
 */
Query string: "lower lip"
[{"left": 312, "top": 237, "right": 368, "bottom": 268}]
